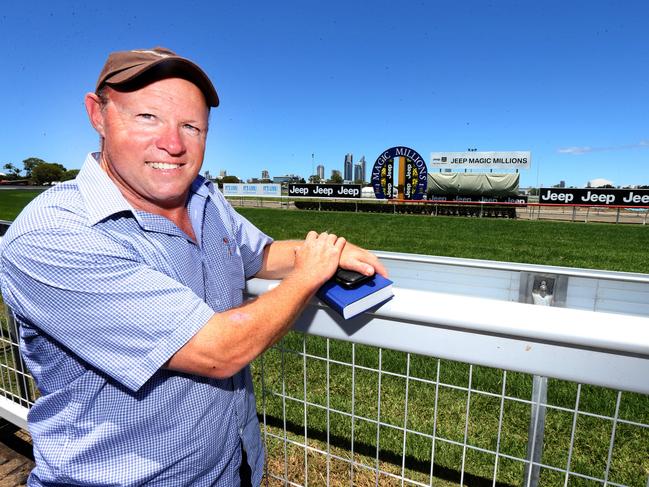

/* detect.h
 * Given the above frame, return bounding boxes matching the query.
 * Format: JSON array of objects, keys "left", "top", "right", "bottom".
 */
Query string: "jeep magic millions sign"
[
  {"left": 430, "top": 151, "right": 531, "bottom": 170},
  {"left": 372, "top": 146, "right": 428, "bottom": 200}
]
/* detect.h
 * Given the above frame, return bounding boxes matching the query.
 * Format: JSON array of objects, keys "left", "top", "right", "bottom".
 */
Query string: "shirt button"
[{"left": 239, "top": 427, "right": 243, "bottom": 436}]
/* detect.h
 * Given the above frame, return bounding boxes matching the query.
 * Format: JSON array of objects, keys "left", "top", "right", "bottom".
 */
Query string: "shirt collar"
[
  {"left": 77, "top": 153, "right": 134, "bottom": 226},
  {"left": 191, "top": 174, "right": 216, "bottom": 199},
  {"left": 77, "top": 152, "right": 216, "bottom": 227}
]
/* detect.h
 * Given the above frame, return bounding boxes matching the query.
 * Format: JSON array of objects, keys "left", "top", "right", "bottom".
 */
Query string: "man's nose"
[{"left": 156, "top": 125, "right": 186, "bottom": 155}]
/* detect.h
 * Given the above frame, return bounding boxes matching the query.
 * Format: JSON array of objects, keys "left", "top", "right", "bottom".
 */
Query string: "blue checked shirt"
[{"left": 0, "top": 153, "right": 273, "bottom": 486}]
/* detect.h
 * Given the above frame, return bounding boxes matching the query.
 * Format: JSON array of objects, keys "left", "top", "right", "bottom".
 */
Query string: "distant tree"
[
  {"left": 221, "top": 175, "right": 240, "bottom": 183},
  {"left": 637, "top": 185, "right": 649, "bottom": 189},
  {"left": 353, "top": 178, "right": 364, "bottom": 185},
  {"left": 60, "top": 169, "right": 81, "bottom": 181},
  {"left": 308, "top": 175, "right": 320, "bottom": 184},
  {"left": 328, "top": 171, "right": 343, "bottom": 184},
  {"left": 528, "top": 188, "right": 540, "bottom": 196},
  {"left": 3, "top": 163, "right": 21, "bottom": 179},
  {"left": 31, "top": 163, "right": 65, "bottom": 185},
  {"left": 600, "top": 184, "right": 615, "bottom": 189},
  {"left": 260, "top": 178, "right": 273, "bottom": 184},
  {"left": 23, "top": 157, "right": 47, "bottom": 178},
  {"left": 298, "top": 177, "right": 306, "bottom": 184}
]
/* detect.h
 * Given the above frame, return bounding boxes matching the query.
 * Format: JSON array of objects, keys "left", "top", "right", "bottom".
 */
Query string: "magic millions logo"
[{"left": 372, "top": 146, "right": 428, "bottom": 200}]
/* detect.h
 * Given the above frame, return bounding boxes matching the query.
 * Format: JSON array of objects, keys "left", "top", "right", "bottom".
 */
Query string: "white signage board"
[
  {"left": 222, "top": 184, "right": 281, "bottom": 196},
  {"left": 430, "top": 151, "right": 531, "bottom": 170}
]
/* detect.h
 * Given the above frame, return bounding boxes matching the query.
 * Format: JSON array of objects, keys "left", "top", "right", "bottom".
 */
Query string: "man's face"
[{"left": 94, "top": 77, "right": 209, "bottom": 213}]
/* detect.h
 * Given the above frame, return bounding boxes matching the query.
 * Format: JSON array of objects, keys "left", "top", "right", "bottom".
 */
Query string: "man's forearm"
[
  {"left": 166, "top": 271, "right": 317, "bottom": 379},
  {"left": 167, "top": 232, "right": 349, "bottom": 379},
  {"left": 255, "top": 240, "right": 301, "bottom": 279}
]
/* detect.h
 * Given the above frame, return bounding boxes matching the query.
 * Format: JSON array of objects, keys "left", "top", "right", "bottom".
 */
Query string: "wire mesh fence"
[
  {"left": 252, "top": 331, "right": 649, "bottom": 487},
  {"left": 1, "top": 305, "right": 648, "bottom": 486},
  {"left": 0, "top": 306, "right": 38, "bottom": 413}
]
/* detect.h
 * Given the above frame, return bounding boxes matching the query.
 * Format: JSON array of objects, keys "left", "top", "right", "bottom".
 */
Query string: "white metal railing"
[
  {"left": 247, "top": 278, "right": 649, "bottom": 395},
  {"left": 1, "top": 251, "right": 648, "bottom": 486}
]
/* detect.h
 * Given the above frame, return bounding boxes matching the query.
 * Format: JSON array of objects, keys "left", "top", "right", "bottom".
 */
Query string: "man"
[{"left": 0, "top": 47, "right": 386, "bottom": 486}]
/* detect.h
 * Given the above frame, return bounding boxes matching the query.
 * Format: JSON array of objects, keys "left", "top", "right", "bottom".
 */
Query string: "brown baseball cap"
[{"left": 95, "top": 47, "right": 219, "bottom": 107}]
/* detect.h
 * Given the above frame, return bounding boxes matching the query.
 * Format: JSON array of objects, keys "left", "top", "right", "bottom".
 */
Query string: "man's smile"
[{"left": 146, "top": 161, "right": 185, "bottom": 170}]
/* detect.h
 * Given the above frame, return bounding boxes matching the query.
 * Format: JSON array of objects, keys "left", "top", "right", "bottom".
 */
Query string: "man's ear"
[{"left": 84, "top": 92, "right": 106, "bottom": 137}]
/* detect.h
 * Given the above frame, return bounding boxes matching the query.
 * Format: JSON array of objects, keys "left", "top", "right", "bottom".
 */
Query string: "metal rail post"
[
  {"left": 524, "top": 375, "right": 547, "bottom": 487},
  {"left": 518, "top": 272, "right": 567, "bottom": 487}
]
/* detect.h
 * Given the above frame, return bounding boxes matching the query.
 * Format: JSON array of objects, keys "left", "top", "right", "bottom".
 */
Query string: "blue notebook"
[{"left": 316, "top": 274, "right": 394, "bottom": 319}]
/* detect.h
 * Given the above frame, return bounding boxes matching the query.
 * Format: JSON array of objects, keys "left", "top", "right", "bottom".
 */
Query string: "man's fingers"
[
  {"left": 374, "top": 260, "right": 388, "bottom": 278},
  {"left": 338, "top": 244, "right": 389, "bottom": 277},
  {"left": 344, "top": 260, "right": 375, "bottom": 276}
]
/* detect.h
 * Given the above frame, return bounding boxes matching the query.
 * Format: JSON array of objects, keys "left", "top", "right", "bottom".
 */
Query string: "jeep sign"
[
  {"left": 288, "top": 184, "right": 362, "bottom": 198},
  {"left": 539, "top": 188, "right": 649, "bottom": 206}
]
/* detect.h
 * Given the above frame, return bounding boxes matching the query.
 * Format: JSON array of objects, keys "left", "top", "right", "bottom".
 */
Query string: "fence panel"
[{"left": 254, "top": 333, "right": 649, "bottom": 486}]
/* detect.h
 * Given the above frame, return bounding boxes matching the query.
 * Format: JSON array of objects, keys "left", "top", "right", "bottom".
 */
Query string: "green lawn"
[
  {"left": 1, "top": 195, "right": 648, "bottom": 485},
  {"left": 237, "top": 207, "right": 649, "bottom": 273},
  {"left": 0, "top": 189, "right": 46, "bottom": 221}
]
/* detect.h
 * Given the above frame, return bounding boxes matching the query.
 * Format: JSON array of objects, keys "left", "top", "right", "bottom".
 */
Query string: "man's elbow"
[
  {"left": 166, "top": 346, "right": 249, "bottom": 380},
  {"left": 206, "top": 359, "right": 249, "bottom": 380}
]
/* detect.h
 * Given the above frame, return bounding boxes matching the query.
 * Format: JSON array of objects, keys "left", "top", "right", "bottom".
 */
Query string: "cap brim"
[{"left": 102, "top": 57, "right": 219, "bottom": 107}]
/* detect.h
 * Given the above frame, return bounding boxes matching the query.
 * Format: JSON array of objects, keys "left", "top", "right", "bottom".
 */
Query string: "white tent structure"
[{"left": 587, "top": 178, "right": 614, "bottom": 188}]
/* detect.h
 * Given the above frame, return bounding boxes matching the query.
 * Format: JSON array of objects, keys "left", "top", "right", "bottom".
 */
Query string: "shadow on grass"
[{"left": 261, "top": 413, "right": 516, "bottom": 487}]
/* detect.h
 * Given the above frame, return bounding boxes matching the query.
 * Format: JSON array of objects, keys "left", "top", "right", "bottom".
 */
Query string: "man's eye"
[
  {"left": 184, "top": 124, "right": 201, "bottom": 134},
  {"left": 138, "top": 113, "right": 156, "bottom": 120}
]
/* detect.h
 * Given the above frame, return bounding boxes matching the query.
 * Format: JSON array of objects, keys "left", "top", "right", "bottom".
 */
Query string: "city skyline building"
[
  {"left": 217, "top": 152, "right": 369, "bottom": 184},
  {"left": 344, "top": 153, "right": 353, "bottom": 182},
  {"left": 354, "top": 163, "right": 362, "bottom": 183}
]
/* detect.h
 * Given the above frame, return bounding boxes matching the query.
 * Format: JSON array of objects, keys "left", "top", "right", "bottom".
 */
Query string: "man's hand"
[
  {"left": 289, "top": 231, "right": 347, "bottom": 291},
  {"left": 339, "top": 242, "right": 388, "bottom": 278}
]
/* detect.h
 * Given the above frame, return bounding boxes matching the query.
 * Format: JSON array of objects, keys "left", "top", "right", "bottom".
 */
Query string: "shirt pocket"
[
  {"left": 205, "top": 235, "right": 246, "bottom": 310},
  {"left": 222, "top": 236, "right": 246, "bottom": 291}
]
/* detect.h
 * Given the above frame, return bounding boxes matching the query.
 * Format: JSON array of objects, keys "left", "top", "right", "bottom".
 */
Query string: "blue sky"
[{"left": 1, "top": 0, "right": 647, "bottom": 188}]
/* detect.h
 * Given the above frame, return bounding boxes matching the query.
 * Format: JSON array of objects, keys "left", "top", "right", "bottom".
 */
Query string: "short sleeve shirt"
[{"left": 0, "top": 153, "right": 272, "bottom": 486}]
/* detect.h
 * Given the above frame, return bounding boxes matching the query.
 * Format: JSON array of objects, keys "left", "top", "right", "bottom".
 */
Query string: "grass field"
[
  {"left": 1, "top": 193, "right": 648, "bottom": 485},
  {"left": 236, "top": 207, "right": 649, "bottom": 273},
  {"left": 0, "top": 189, "right": 46, "bottom": 221}
]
